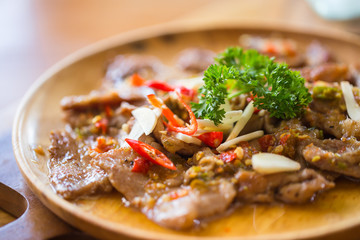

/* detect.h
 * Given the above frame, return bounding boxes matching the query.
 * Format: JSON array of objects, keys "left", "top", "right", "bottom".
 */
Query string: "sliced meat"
[
  {"left": 299, "top": 63, "right": 353, "bottom": 83},
  {"left": 240, "top": 114, "right": 264, "bottom": 135},
  {"left": 106, "top": 54, "right": 165, "bottom": 84},
  {"left": 152, "top": 120, "right": 201, "bottom": 156},
  {"left": 240, "top": 35, "right": 305, "bottom": 67},
  {"left": 61, "top": 89, "right": 145, "bottom": 111},
  {"left": 176, "top": 48, "right": 215, "bottom": 73},
  {"left": 302, "top": 139, "right": 360, "bottom": 178},
  {"left": 94, "top": 147, "right": 148, "bottom": 200},
  {"left": 48, "top": 131, "right": 112, "bottom": 199},
  {"left": 303, "top": 108, "right": 345, "bottom": 138},
  {"left": 305, "top": 41, "right": 333, "bottom": 66},
  {"left": 340, "top": 118, "right": 360, "bottom": 139},
  {"left": 64, "top": 101, "right": 136, "bottom": 131},
  {"left": 235, "top": 169, "right": 334, "bottom": 204},
  {"left": 95, "top": 147, "right": 185, "bottom": 200},
  {"left": 146, "top": 179, "right": 236, "bottom": 229}
]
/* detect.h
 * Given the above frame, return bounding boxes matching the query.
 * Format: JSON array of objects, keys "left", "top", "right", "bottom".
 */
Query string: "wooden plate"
[{"left": 12, "top": 21, "right": 360, "bottom": 240}]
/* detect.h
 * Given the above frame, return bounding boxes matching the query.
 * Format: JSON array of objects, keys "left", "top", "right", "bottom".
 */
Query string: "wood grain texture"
[{"left": 12, "top": 23, "right": 360, "bottom": 240}]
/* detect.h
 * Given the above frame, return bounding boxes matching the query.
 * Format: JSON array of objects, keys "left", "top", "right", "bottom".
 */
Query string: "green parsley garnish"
[{"left": 192, "top": 47, "right": 312, "bottom": 125}]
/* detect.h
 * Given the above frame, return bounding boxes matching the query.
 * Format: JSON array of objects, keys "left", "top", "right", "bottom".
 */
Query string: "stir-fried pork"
[{"left": 46, "top": 41, "right": 360, "bottom": 230}]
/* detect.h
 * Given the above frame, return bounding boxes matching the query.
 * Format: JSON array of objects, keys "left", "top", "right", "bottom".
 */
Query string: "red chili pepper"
[
  {"left": 145, "top": 80, "right": 175, "bottom": 92},
  {"left": 219, "top": 150, "right": 237, "bottom": 163},
  {"left": 145, "top": 80, "right": 194, "bottom": 98},
  {"left": 175, "top": 86, "right": 195, "bottom": 99},
  {"left": 246, "top": 94, "right": 260, "bottom": 114},
  {"left": 125, "top": 138, "right": 177, "bottom": 170},
  {"left": 131, "top": 73, "right": 146, "bottom": 86},
  {"left": 166, "top": 91, "right": 198, "bottom": 136},
  {"left": 279, "top": 133, "right": 291, "bottom": 145},
  {"left": 93, "top": 136, "right": 112, "bottom": 153},
  {"left": 104, "top": 105, "right": 113, "bottom": 118},
  {"left": 169, "top": 189, "right": 188, "bottom": 200},
  {"left": 95, "top": 118, "right": 108, "bottom": 135},
  {"left": 147, "top": 94, "right": 182, "bottom": 127},
  {"left": 131, "top": 156, "right": 151, "bottom": 174},
  {"left": 197, "top": 131, "right": 223, "bottom": 148},
  {"left": 264, "top": 42, "right": 277, "bottom": 54},
  {"left": 258, "top": 135, "right": 275, "bottom": 152}
]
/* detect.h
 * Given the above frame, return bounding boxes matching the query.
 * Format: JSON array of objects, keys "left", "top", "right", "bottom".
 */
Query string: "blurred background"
[
  {"left": 1, "top": 0, "right": 360, "bottom": 122},
  {"left": 1, "top": 0, "right": 360, "bottom": 238}
]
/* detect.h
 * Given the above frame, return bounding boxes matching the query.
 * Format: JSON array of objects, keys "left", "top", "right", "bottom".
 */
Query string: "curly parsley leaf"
[
  {"left": 191, "top": 65, "right": 230, "bottom": 125},
  {"left": 192, "top": 47, "right": 312, "bottom": 123}
]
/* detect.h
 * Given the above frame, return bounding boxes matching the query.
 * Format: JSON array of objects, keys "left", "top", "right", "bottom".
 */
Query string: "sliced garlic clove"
[
  {"left": 341, "top": 81, "right": 360, "bottom": 121},
  {"left": 252, "top": 153, "right": 301, "bottom": 174},
  {"left": 132, "top": 107, "right": 158, "bottom": 135},
  {"left": 175, "top": 133, "right": 202, "bottom": 145}
]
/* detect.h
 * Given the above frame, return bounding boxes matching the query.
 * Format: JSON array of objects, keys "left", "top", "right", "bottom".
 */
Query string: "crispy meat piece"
[{"left": 48, "top": 131, "right": 112, "bottom": 199}]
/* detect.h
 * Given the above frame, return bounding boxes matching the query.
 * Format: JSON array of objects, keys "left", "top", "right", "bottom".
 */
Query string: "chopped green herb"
[{"left": 192, "top": 47, "right": 312, "bottom": 124}]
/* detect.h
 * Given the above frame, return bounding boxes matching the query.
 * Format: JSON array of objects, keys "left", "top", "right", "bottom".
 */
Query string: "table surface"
[{"left": 1, "top": 0, "right": 360, "bottom": 239}]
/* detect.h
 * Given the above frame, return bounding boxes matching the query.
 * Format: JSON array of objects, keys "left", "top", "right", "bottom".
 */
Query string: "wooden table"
[{"left": 1, "top": 0, "right": 360, "bottom": 239}]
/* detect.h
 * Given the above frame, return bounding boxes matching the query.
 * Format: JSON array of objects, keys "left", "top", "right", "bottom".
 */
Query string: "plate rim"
[{"left": 12, "top": 20, "right": 360, "bottom": 240}]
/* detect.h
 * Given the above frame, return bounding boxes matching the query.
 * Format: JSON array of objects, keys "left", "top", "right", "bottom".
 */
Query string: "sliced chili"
[
  {"left": 131, "top": 156, "right": 151, "bottom": 174},
  {"left": 197, "top": 131, "right": 223, "bottom": 148},
  {"left": 145, "top": 80, "right": 194, "bottom": 98},
  {"left": 131, "top": 73, "right": 146, "bottom": 86},
  {"left": 95, "top": 118, "right": 108, "bottom": 135},
  {"left": 147, "top": 94, "right": 182, "bottom": 127},
  {"left": 258, "top": 135, "right": 275, "bottom": 152},
  {"left": 219, "top": 150, "right": 237, "bottom": 163},
  {"left": 145, "top": 80, "right": 174, "bottom": 92},
  {"left": 166, "top": 91, "right": 198, "bottom": 136},
  {"left": 125, "top": 138, "right": 176, "bottom": 170}
]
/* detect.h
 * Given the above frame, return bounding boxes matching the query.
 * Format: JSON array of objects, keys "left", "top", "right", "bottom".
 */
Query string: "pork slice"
[
  {"left": 302, "top": 138, "right": 360, "bottom": 178},
  {"left": 152, "top": 120, "right": 201, "bottom": 156},
  {"left": 235, "top": 169, "right": 334, "bottom": 204},
  {"left": 106, "top": 54, "right": 165, "bottom": 84},
  {"left": 61, "top": 89, "right": 145, "bottom": 111},
  {"left": 48, "top": 131, "right": 112, "bottom": 199},
  {"left": 176, "top": 48, "right": 215, "bottom": 73},
  {"left": 146, "top": 179, "right": 236, "bottom": 230},
  {"left": 340, "top": 118, "right": 360, "bottom": 139},
  {"left": 303, "top": 108, "right": 345, "bottom": 138},
  {"left": 305, "top": 41, "right": 334, "bottom": 66},
  {"left": 299, "top": 63, "right": 353, "bottom": 83},
  {"left": 94, "top": 148, "right": 148, "bottom": 200}
]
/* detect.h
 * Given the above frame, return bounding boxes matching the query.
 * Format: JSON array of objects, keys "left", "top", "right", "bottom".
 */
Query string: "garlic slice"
[
  {"left": 226, "top": 101, "right": 254, "bottom": 141},
  {"left": 252, "top": 153, "right": 301, "bottom": 174},
  {"left": 341, "top": 81, "right": 360, "bottom": 121},
  {"left": 216, "top": 130, "right": 263, "bottom": 152},
  {"left": 175, "top": 133, "right": 202, "bottom": 145},
  {"left": 197, "top": 119, "right": 232, "bottom": 132},
  {"left": 132, "top": 107, "right": 159, "bottom": 135},
  {"left": 222, "top": 110, "right": 243, "bottom": 125}
]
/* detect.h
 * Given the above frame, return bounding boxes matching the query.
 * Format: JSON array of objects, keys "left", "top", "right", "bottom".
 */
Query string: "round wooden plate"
[{"left": 12, "top": 21, "right": 360, "bottom": 240}]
